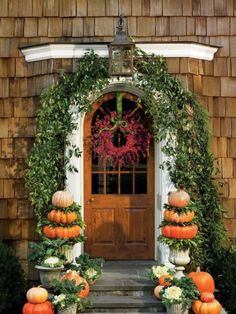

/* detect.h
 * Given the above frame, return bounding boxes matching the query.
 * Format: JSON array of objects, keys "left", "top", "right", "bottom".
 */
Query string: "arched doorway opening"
[{"left": 83, "top": 91, "right": 155, "bottom": 260}]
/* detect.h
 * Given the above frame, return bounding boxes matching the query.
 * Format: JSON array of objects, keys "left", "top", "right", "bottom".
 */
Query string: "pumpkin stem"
[{"left": 196, "top": 266, "right": 201, "bottom": 272}]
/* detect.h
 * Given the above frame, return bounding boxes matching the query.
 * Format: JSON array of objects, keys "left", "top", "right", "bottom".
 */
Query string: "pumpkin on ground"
[
  {"left": 62, "top": 271, "right": 90, "bottom": 298},
  {"left": 159, "top": 274, "right": 174, "bottom": 287},
  {"left": 26, "top": 286, "right": 48, "bottom": 304},
  {"left": 51, "top": 191, "right": 73, "bottom": 208},
  {"left": 164, "top": 209, "right": 195, "bottom": 223},
  {"left": 154, "top": 285, "right": 164, "bottom": 299},
  {"left": 23, "top": 300, "right": 54, "bottom": 314},
  {"left": 47, "top": 209, "right": 77, "bottom": 224},
  {"left": 192, "top": 299, "right": 222, "bottom": 314},
  {"left": 168, "top": 189, "right": 190, "bottom": 208},
  {"left": 200, "top": 292, "right": 215, "bottom": 303},
  {"left": 188, "top": 267, "right": 215, "bottom": 293},
  {"left": 161, "top": 225, "right": 198, "bottom": 239}
]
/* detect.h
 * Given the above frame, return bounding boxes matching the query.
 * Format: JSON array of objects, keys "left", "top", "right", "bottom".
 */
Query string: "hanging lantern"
[{"left": 108, "top": 15, "right": 135, "bottom": 77}]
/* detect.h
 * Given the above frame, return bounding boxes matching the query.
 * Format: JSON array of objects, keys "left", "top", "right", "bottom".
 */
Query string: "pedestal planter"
[
  {"left": 167, "top": 303, "right": 189, "bottom": 314},
  {"left": 169, "top": 249, "right": 190, "bottom": 279},
  {"left": 58, "top": 245, "right": 74, "bottom": 264},
  {"left": 35, "top": 265, "right": 64, "bottom": 289},
  {"left": 57, "top": 303, "right": 77, "bottom": 314}
]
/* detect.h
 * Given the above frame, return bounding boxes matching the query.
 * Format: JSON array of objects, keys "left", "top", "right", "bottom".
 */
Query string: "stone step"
[
  {"left": 90, "top": 280, "right": 155, "bottom": 297},
  {"left": 83, "top": 295, "right": 165, "bottom": 313}
]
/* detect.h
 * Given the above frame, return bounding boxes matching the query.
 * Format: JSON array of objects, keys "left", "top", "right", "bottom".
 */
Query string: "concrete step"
[
  {"left": 83, "top": 295, "right": 165, "bottom": 313},
  {"left": 90, "top": 279, "right": 155, "bottom": 297}
]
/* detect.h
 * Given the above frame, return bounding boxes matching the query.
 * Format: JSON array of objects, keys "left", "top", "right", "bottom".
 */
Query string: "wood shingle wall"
[{"left": 0, "top": 0, "right": 236, "bottom": 277}]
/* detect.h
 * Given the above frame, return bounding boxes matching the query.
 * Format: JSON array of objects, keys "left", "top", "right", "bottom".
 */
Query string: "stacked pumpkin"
[
  {"left": 23, "top": 286, "right": 54, "bottom": 314},
  {"left": 43, "top": 191, "right": 81, "bottom": 239},
  {"left": 161, "top": 189, "right": 198, "bottom": 240},
  {"left": 188, "top": 268, "right": 222, "bottom": 314}
]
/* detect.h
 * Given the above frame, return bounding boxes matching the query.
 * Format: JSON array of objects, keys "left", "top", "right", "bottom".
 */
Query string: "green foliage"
[
  {"left": 69, "top": 253, "right": 104, "bottom": 281},
  {"left": 29, "top": 239, "right": 67, "bottom": 265},
  {"left": 52, "top": 279, "right": 89, "bottom": 310},
  {"left": 133, "top": 48, "right": 227, "bottom": 271},
  {"left": 160, "top": 277, "right": 199, "bottom": 308},
  {"left": 211, "top": 246, "right": 236, "bottom": 314},
  {"left": 0, "top": 242, "right": 27, "bottom": 314},
  {"left": 25, "top": 51, "right": 109, "bottom": 224},
  {"left": 158, "top": 235, "right": 199, "bottom": 251}
]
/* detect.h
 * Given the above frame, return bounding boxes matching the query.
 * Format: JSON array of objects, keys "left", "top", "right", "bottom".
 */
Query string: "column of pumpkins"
[
  {"left": 23, "top": 191, "right": 90, "bottom": 314},
  {"left": 157, "top": 189, "right": 222, "bottom": 314},
  {"left": 43, "top": 191, "right": 83, "bottom": 241},
  {"left": 161, "top": 189, "right": 198, "bottom": 241}
]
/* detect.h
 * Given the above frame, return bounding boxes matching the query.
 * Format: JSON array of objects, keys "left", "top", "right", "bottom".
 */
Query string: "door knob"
[{"left": 89, "top": 198, "right": 95, "bottom": 202}]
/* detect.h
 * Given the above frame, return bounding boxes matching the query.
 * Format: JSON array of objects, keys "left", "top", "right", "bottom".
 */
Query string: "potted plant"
[
  {"left": 29, "top": 239, "right": 66, "bottom": 289},
  {"left": 148, "top": 264, "right": 175, "bottom": 283},
  {"left": 52, "top": 278, "right": 89, "bottom": 314},
  {"left": 68, "top": 253, "right": 104, "bottom": 285},
  {"left": 160, "top": 277, "right": 199, "bottom": 314}
]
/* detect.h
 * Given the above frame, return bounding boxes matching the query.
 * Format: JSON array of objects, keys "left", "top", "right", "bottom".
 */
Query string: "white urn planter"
[
  {"left": 167, "top": 303, "right": 189, "bottom": 314},
  {"left": 35, "top": 265, "right": 64, "bottom": 289},
  {"left": 169, "top": 249, "right": 190, "bottom": 279},
  {"left": 58, "top": 245, "right": 74, "bottom": 264}
]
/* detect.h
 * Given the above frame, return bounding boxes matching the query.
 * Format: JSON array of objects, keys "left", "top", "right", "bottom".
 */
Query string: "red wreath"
[{"left": 92, "top": 111, "right": 151, "bottom": 168}]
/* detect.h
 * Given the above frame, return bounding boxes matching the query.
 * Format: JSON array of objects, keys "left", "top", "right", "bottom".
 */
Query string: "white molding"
[
  {"left": 21, "top": 42, "right": 218, "bottom": 62},
  {"left": 66, "top": 85, "right": 171, "bottom": 261}
]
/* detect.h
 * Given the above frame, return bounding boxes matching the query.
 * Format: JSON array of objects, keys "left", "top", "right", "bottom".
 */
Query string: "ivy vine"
[{"left": 26, "top": 49, "right": 227, "bottom": 273}]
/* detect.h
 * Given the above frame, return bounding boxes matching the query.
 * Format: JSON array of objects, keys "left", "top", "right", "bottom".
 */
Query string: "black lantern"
[{"left": 108, "top": 15, "right": 134, "bottom": 77}]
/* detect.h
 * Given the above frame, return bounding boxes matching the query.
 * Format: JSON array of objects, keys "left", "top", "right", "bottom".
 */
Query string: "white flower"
[
  {"left": 43, "top": 256, "right": 60, "bottom": 267},
  {"left": 85, "top": 267, "right": 98, "bottom": 279},
  {"left": 163, "top": 286, "right": 182, "bottom": 301},
  {"left": 53, "top": 293, "right": 66, "bottom": 305},
  {"left": 151, "top": 265, "right": 170, "bottom": 278}
]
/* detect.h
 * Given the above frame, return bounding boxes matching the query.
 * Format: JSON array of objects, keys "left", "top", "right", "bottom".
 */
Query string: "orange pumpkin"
[
  {"left": 154, "top": 285, "right": 164, "bottom": 299},
  {"left": 161, "top": 225, "right": 198, "bottom": 239},
  {"left": 168, "top": 189, "right": 190, "bottom": 208},
  {"left": 164, "top": 209, "right": 195, "bottom": 223},
  {"left": 47, "top": 210, "right": 77, "bottom": 224},
  {"left": 43, "top": 225, "right": 80, "bottom": 239},
  {"left": 23, "top": 301, "right": 54, "bottom": 314},
  {"left": 26, "top": 286, "right": 48, "bottom": 304},
  {"left": 188, "top": 268, "right": 215, "bottom": 293},
  {"left": 52, "top": 191, "right": 73, "bottom": 208},
  {"left": 62, "top": 271, "right": 89, "bottom": 298},
  {"left": 192, "top": 299, "right": 221, "bottom": 314},
  {"left": 43, "top": 225, "right": 56, "bottom": 239},
  {"left": 200, "top": 292, "right": 215, "bottom": 303},
  {"left": 159, "top": 274, "right": 174, "bottom": 286}
]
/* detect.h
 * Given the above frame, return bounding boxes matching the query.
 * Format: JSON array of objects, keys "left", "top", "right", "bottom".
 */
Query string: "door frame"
[{"left": 66, "top": 82, "right": 174, "bottom": 263}]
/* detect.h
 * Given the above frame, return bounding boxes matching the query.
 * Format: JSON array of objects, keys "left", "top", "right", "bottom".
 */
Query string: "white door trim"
[{"left": 66, "top": 89, "right": 173, "bottom": 263}]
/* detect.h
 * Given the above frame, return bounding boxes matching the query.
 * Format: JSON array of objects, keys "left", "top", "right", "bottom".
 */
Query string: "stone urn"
[
  {"left": 35, "top": 265, "right": 64, "bottom": 289},
  {"left": 57, "top": 303, "right": 77, "bottom": 314},
  {"left": 169, "top": 249, "right": 190, "bottom": 279},
  {"left": 167, "top": 303, "right": 189, "bottom": 314},
  {"left": 58, "top": 245, "right": 74, "bottom": 264}
]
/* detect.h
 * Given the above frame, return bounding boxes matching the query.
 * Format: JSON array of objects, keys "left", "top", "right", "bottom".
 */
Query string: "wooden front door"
[{"left": 84, "top": 92, "right": 154, "bottom": 260}]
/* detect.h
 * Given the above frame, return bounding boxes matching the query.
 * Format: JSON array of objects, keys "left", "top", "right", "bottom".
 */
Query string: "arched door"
[{"left": 84, "top": 92, "right": 154, "bottom": 260}]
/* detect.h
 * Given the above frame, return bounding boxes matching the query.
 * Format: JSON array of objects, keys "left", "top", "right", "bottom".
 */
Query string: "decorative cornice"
[{"left": 21, "top": 42, "right": 218, "bottom": 63}]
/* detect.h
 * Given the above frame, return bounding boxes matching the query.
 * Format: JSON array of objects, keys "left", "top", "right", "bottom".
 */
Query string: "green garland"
[{"left": 26, "top": 49, "right": 227, "bottom": 271}]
